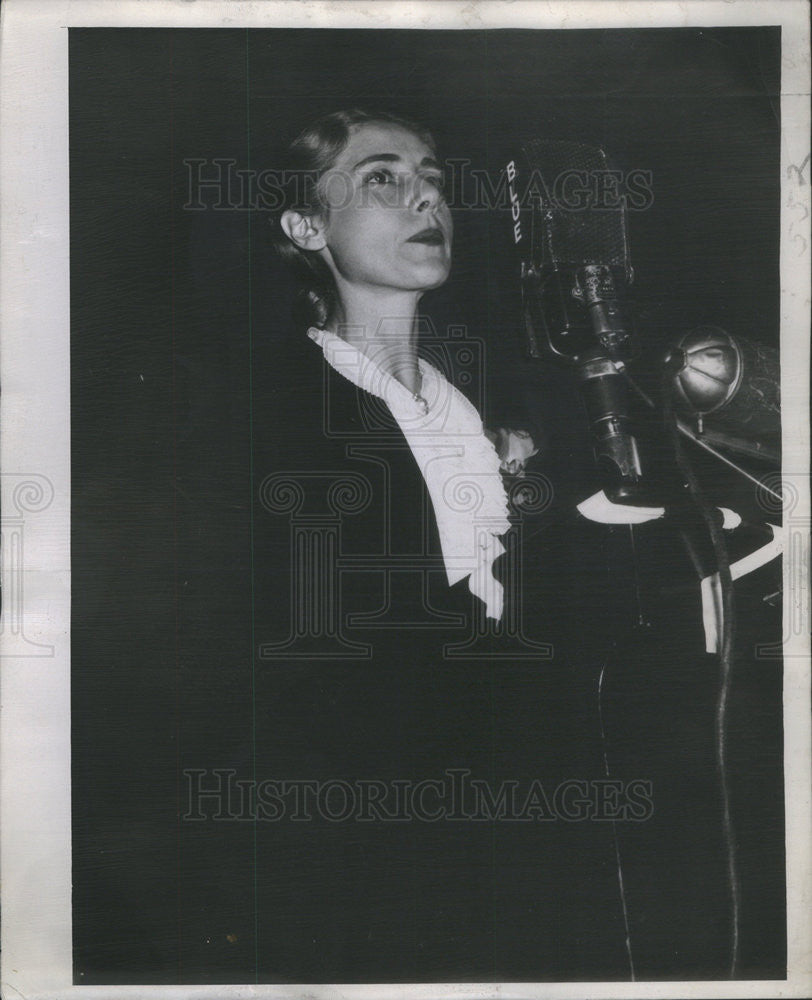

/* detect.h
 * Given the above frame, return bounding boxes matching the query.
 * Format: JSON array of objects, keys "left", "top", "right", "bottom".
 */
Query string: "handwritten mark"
[{"left": 787, "top": 154, "right": 810, "bottom": 185}]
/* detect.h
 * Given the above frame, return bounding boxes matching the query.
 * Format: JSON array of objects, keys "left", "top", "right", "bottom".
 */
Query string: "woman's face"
[{"left": 316, "top": 122, "right": 453, "bottom": 293}]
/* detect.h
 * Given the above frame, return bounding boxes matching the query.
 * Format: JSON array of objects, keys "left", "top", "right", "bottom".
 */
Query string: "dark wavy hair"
[{"left": 273, "top": 108, "right": 437, "bottom": 332}]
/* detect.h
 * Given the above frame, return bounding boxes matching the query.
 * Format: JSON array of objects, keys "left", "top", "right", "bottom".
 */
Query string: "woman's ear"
[{"left": 280, "top": 210, "right": 327, "bottom": 251}]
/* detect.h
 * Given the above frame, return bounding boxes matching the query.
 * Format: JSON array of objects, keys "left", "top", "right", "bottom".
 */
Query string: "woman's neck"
[{"left": 330, "top": 284, "right": 423, "bottom": 395}]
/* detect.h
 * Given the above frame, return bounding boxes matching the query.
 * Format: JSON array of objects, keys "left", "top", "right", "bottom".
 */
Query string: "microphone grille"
[{"left": 521, "top": 139, "right": 630, "bottom": 269}]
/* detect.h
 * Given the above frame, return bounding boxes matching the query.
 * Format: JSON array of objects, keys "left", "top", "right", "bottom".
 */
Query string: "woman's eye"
[
  {"left": 426, "top": 174, "right": 446, "bottom": 192},
  {"left": 365, "top": 169, "right": 394, "bottom": 186}
]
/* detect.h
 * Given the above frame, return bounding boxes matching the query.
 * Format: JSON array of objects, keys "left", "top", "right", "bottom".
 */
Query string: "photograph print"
[{"left": 63, "top": 15, "right": 799, "bottom": 990}]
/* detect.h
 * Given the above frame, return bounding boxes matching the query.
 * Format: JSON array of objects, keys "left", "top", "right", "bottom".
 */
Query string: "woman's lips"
[{"left": 406, "top": 227, "right": 445, "bottom": 246}]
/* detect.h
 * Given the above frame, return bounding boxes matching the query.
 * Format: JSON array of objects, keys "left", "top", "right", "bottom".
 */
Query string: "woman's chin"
[
  {"left": 356, "top": 259, "right": 451, "bottom": 293},
  {"left": 409, "top": 261, "right": 452, "bottom": 290}
]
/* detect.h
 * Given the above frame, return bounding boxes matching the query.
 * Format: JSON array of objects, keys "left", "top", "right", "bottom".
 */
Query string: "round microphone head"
[{"left": 670, "top": 326, "right": 742, "bottom": 415}]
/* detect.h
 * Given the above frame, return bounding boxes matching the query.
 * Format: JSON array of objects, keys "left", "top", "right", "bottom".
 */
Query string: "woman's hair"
[{"left": 273, "top": 108, "right": 437, "bottom": 331}]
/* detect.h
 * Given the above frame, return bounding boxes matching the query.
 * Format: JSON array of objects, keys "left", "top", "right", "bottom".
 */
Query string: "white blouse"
[{"left": 308, "top": 328, "right": 511, "bottom": 621}]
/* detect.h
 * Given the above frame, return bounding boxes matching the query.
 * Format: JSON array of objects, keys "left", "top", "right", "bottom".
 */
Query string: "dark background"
[{"left": 71, "top": 27, "right": 784, "bottom": 985}]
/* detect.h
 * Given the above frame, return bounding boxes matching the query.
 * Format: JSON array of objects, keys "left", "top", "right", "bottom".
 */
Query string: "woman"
[
  {"left": 273, "top": 108, "right": 540, "bottom": 624},
  {"left": 253, "top": 109, "right": 623, "bottom": 981}
]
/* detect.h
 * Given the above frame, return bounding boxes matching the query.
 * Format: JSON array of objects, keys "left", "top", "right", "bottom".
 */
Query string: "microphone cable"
[
  {"left": 597, "top": 653, "right": 637, "bottom": 981},
  {"left": 660, "top": 366, "right": 741, "bottom": 979}
]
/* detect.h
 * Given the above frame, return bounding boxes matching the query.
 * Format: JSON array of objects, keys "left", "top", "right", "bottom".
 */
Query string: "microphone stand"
[
  {"left": 508, "top": 137, "right": 779, "bottom": 979},
  {"left": 519, "top": 278, "right": 781, "bottom": 981}
]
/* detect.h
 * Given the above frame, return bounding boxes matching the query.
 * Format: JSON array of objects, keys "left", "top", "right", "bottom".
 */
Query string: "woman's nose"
[{"left": 412, "top": 175, "right": 442, "bottom": 213}]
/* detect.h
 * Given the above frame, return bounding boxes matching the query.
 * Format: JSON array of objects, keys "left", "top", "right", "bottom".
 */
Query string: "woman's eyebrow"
[{"left": 351, "top": 153, "right": 441, "bottom": 172}]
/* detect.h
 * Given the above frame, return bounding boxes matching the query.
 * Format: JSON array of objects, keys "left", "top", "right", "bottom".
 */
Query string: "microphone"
[{"left": 504, "top": 140, "right": 645, "bottom": 505}]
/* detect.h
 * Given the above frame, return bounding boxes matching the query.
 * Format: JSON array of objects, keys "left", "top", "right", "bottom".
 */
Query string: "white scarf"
[{"left": 308, "top": 328, "right": 511, "bottom": 620}]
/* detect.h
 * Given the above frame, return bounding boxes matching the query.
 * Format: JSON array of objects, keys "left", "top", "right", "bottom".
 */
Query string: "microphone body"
[
  {"left": 507, "top": 140, "right": 644, "bottom": 504},
  {"left": 577, "top": 355, "right": 643, "bottom": 499}
]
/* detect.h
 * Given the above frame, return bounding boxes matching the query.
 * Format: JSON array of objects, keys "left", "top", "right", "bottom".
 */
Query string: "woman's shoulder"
[{"left": 262, "top": 331, "right": 404, "bottom": 468}]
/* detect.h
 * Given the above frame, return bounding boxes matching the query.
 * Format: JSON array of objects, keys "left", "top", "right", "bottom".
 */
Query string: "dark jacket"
[{"left": 247, "top": 332, "right": 628, "bottom": 981}]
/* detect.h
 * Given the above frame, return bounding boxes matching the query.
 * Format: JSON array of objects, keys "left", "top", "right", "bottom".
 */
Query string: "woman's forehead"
[{"left": 333, "top": 121, "right": 435, "bottom": 171}]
